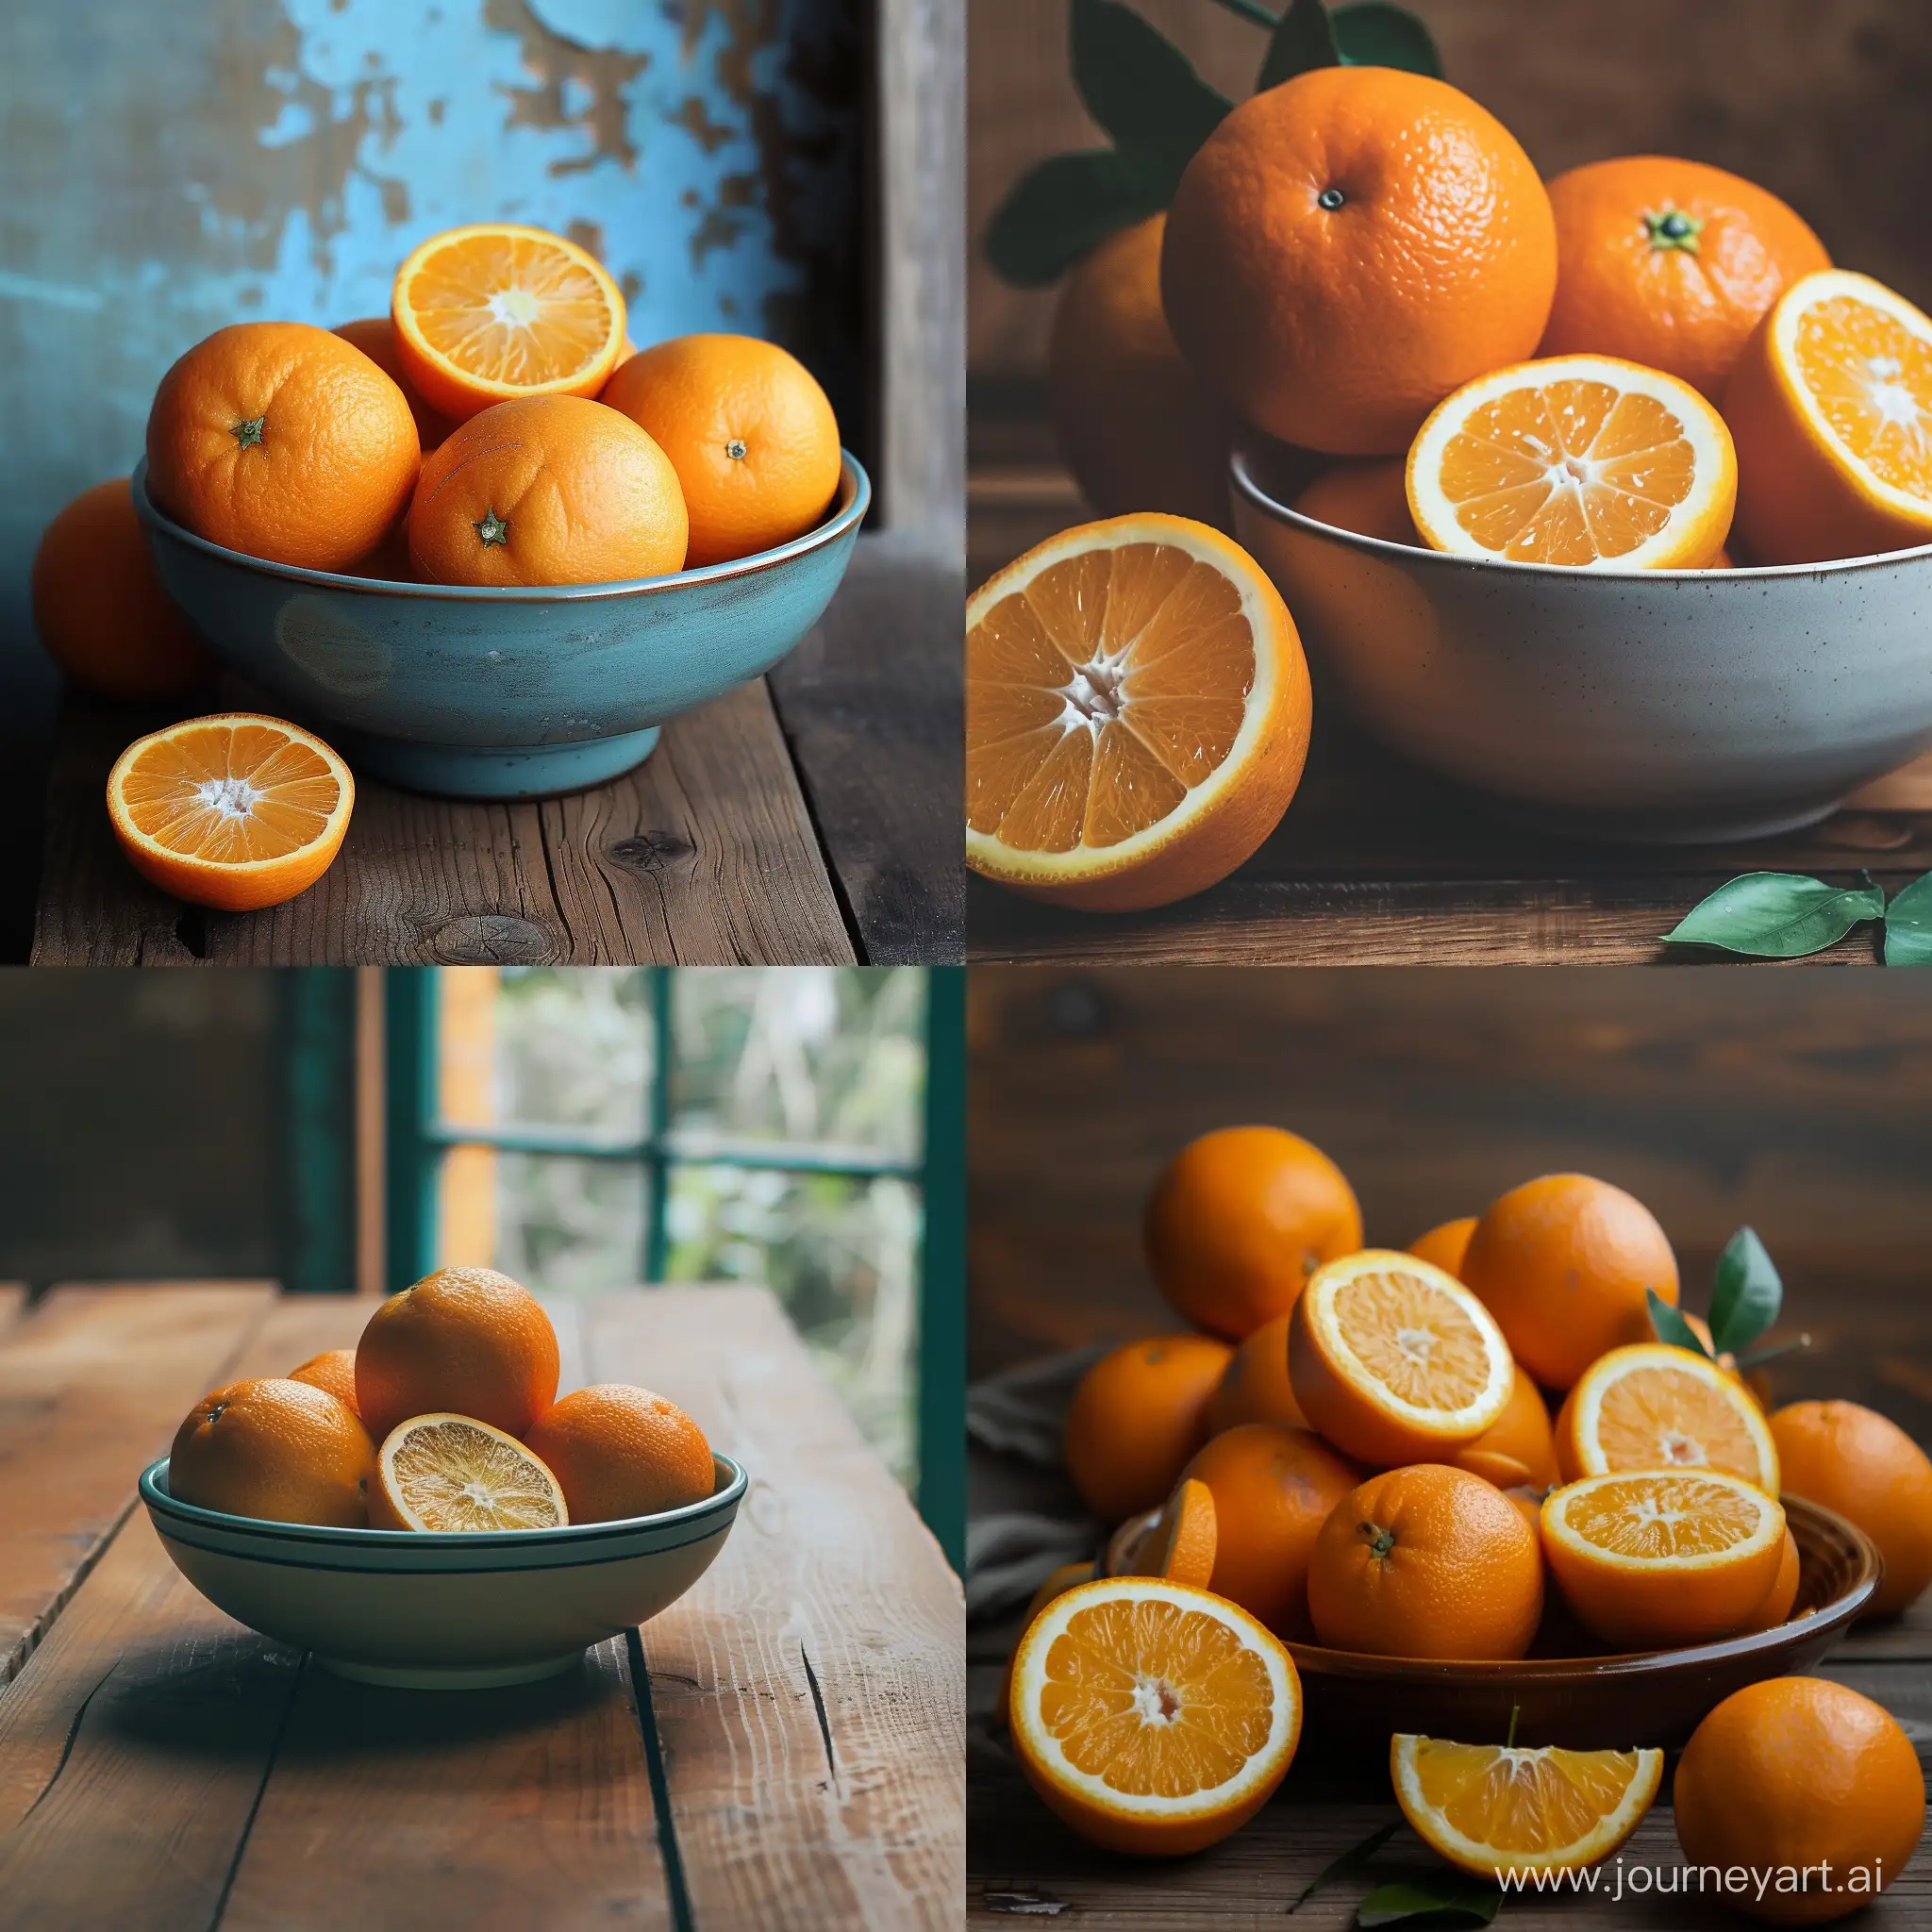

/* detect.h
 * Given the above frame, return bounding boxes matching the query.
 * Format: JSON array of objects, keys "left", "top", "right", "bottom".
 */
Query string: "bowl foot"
[
  {"left": 338, "top": 725, "right": 661, "bottom": 800},
  {"left": 1480, "top": 791, "right": 1845, "bottom": 848},
  {"left": 316, "top": 1651, "right": 585, "bottom": 1690}
]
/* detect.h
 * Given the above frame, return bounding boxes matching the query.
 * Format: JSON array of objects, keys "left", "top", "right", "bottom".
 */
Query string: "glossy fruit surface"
[
  {"left": 1064, "top": 1334, "right": 1232, "bottom": 1523},
  {"left": 523, "top": 1383, "right": 715, "bottom": 1523},
  {"left": 1205, "top": 1312, "right": 1308, "bottom": 1434},
  {"left": 288, "top": 1348, "right": 360, "bottom": 1415},
  {"left": 170, "top": 1376, "right": 375, "bottom": 1527}
]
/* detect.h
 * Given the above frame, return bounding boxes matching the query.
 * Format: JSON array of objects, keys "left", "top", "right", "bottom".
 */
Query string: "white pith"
[
  {"left": 1570, "top": 1343, "right": 1779, "bottom": 1488},
  {"left": 1543, "top": 1470, "right": 1784, "bottom": 1574}
]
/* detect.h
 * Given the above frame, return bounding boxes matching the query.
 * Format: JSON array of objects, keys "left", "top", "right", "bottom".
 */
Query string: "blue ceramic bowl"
[
  {"left": 131, "top": 454, "right": 869, "bottom": 800},
  {"left": 141, "top": 1451, "right": 747, "bottom": 1689}
]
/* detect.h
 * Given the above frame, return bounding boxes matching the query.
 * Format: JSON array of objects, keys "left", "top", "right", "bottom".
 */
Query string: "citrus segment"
[
  {"left": 1131, "top": 1478, "right": 1218, "bottom": 1589},
  {"left": 371, "top": 1413, "right": 568, "bottom": 1532},
  {"left": 1556, "top": 1342, "right": 1780, "bottom": 1491}
]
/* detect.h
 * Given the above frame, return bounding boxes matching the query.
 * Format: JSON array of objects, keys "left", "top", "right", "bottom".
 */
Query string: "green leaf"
[
  {"left": 1257, "top": 0, "right": 1341, "bottom": 92},
  {"left": 1660, "top": 872, "right": 1886, "bottom": 959},
  {"left": 1650, "top": 1288, "right": 1712, "bottom": 1357},
  {"left": 982, "top": 146, "right": 1178, "bottom": 287},
  {"left": 1332, "top": 3, "right": 1445, "bottom": 75},
  {"left": 1357, "top": 1875, "right": 1502, "bottom": 1927},
  {"left": 1289, "top": 1820, "right": 1401, "bottom": 1912},
  {"left": 1708, "top": 1226, "right": 1782, "bottom": 1357},
  {"left": 1071, "top": 0, "right": 1233, "bottom": 149},
  {"left": 1884, "top": 869, "right": 1932, "bottom": 965}
]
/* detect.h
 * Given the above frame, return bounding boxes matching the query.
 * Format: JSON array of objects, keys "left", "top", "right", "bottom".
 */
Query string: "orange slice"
[
  {"left": 1407, "top": 354, "right": 1736, "bottom": 568},
  {"left": 994, "top": 1560, "right": 1097, "bottom": 1732},
  {"left": 1105, "top": 1506, "right": 1160, "bottom": 1577},
  {"left": 1555, "top": 1342, "right": 1780, "bottom": 1491},
  {"left": 1008, "top": 1574, "right": 1301, "bottom": 1856},
  {"left": 1130, "top": 1477, "right": 1218, "bottom": 1588},
  {"left": 391, "top": 224, "right": 627, "bottom": 424},
  {"left": 965, "top": 514, "right": 1311, "bottom": 911},
  {"left": 369, "top": 1413, "right": 568, "bottom": 1532},
  {"left": 1391, "top": 1733, "right": 1663, "bottom": 1877},
  {"left": 1541, "top": 1471, "right": 1786, "bottom": 1650},
  {"left": 1288, "top": 1250, "right": 1514, "bottom": 1467},
  {"left": 106, "top": 712, "right": 354, "bottom": 912}
]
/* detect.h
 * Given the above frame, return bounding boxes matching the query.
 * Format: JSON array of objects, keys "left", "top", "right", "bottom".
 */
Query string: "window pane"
[{"left": 491, "top": 1151, "right": 645, "bottom": 1298}]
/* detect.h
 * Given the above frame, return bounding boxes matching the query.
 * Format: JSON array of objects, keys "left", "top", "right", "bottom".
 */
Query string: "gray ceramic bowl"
[
  {"left": 141, "top": 1451, "right": 745, "bottom": 1689},
  {"left": 1231, "top": 446, "right": 1932, "bottom": 843},
  {"left": 131, "top": 454, "right": 868, "bottom": 801}
]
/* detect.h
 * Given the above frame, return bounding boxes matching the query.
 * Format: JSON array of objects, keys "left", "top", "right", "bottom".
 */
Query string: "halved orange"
[
  {"left": 1391, "top": 1733, "right": 1663, "bottom": 1877},
  {"left": 369, "top": 1413, "right": 568, "bottom": 1532},
  {"left": 965, "top": 514, "right": 1311, "bottom": 911},
  {"left": 1288, "top": 1250, "right": 1514, "bottom": 1467},
  {"left": 1555, "top": 1342, "right": 1780, "bottom": 1491},
  {"left": 995, "top": 1559, "right": 1097, "bottom": 1731},
  {"left": 391, "top": 224, "right": 627, "bottom": 424},
  {"left": 1008, "top": 1574, "right": 1301, "bottom": 1855},
  {"left": 106, "top": 712, "right": 354, "bottom": 911},
  {"left": 1407, "top": 353, "right": 1736, "bottom": 568},
  {"left": 1130, "top": 1476, "right": 1218, "bottom": 1588}
]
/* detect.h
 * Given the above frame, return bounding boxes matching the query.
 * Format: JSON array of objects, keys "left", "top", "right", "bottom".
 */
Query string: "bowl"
[
  {"left": 131, "top": 454, "right": 869, "bottom": 801},
  {"left": 1231, "top": 446, "right": 1932, "bottom": 844},
  {"left": 140, "top": 1451, "right": 746, "bottom": 1689}
]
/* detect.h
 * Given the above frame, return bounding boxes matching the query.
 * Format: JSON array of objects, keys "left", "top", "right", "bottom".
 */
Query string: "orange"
[
  {"left": 169, "top": 1376, "right": 375, "bottom": 1527},
  {"left": 390, "top": 223, "right": 626, "bottom": 425},
  {"left": 1307, "top": 1463, "right": 1543, "bottom": 1660},
  {"left": 1455, "top": 1364, "right": 1559, "bottom": 1491},
  {"left": 334, "top": 315, "right": 455, "bottom": 450},
  {"left": 1407, "top": 354, "right": 1737, "bottom": 568},
  {"left": 145, "top": 320, "right": 419, "bottom": 571},
  {"left": 289, "top": 1347, "right": 360, "bottom": 1415},
  {"left": 1392, "top": 1733, "right": 1662, "bottom": 1877},
  {"left": 1724, "top": 268, "right": 1932, "bottom": 564},
  {"left": 1145, "top": 1127, "right": 1362, "bottom": 1341},
  {"left": 1460, "top": 1174, "right": 1679, "bottom": 1391},
  {"left": 106, "top": 713, "right": 354, "bottom": 912},
  {"left": 408, "top": 395, "right": 687, "bottom": 587},
  {"left": 355, "top": 1264, "right": 560, "bottom": 1443},
  {"left": 965, "top": 515, "right": 1312, "bottom": 911},
  {"left": 1769, "top": 1400, "right": 1932, "bottom": 1618},
  {"left": 1407, "top": 1217, "right": 1477, "bottom": 1280},
  {"left": 1540, "top": 157, "right": 1830, "bottom": 402},
  {"left": 1292, "top": 459, "right": 1418, "bottom": 546},
  {"left": 1179, "top": 1422, "right": 1359, "bottom": 1639},
  {"left": 1289, "top": 1250, "right": 1514, "bottom": 1468},
  {"left": 523, "top": 1384, "right": 715, "bottom": 1523},
  {"left": 1063, "top": 1334, "right": 1231, "bottom": 1523},
  {"left": 1129, "top": 1477, "right": 1217, "bottom": 1590},
  {"left": 995, "top": 1560, "right": 1098, "bottom": 1730},
  {"left": 1736, "top": 1529, "right": 1802, "bottom": 1636},
  {"left": 600, "top": 333, "right": 841, "bottom": 567},
  {"left": 30, "top": 479, "right": 212, "bottom": 701},
  {"left": 1047, "top": 214, "right": 1232, "bottom": 529},
  {"left": 1008, "top": 1574, "right": 1301, "bottom": 1856},
  {"left": 1541, "top": 1470, "right": 1786, "bottom": 1650},
  {"left": 368, "top": 1413, "right": 568, "bottom": 1532},
  {"left": 1205, "top": 1312, "right": 1308, "bottom": 1435},
  {"left": 1161, "top": 66, "right": 1557, "bottom": 456},
  {"left": 1555, "top": 1341, "right": 1780, "bottom": 1491},
  {"left": 1674, "top": 1678, "right": 1924, "bottom": 1923}
]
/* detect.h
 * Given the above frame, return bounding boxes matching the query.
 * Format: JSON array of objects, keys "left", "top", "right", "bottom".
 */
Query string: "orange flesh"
[
  {"left": 1333, "top": 1268, "right": 1493, "bottom": 1411},
  {"left": 1793, "top": 296, "right": 1932, "bottom": 499},
  {"left": 1592, "top": 1365, "right": 1762, "bottom": 1479},
  {"left": 119, "top": 724, "right": 341, "bottom": 861},
  {"left": 401, "top": 233, "right": 617, "bottom": 385},
  {"left": 1438, "top": 382, "right": 1697, "bottom": 562},
  {"left": 384, "top": 1417, "right": 563, "bottom": 1531},
  {"left": 1563, "top": 1474, "right": 1764, "bottom": 1557},
  {"left": 1411, "top": 1741, "right": 1651, "bottom": 1854},
  {"left": 967, "top": 542, "right": 1256, "bottom": 852},
  {"left": 1040, "top": 1596, "right": 1275, "bottom": 1798}
]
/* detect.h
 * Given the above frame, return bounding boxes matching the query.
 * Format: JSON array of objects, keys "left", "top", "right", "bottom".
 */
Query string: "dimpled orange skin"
[
  {"left": 146, "top": 321, "right": 420, "bottom": 571},
  {"left": 1307, "top": 1463, "right": 1543, "bottom": 1661},
  {"left": 355, "top": 1265, "right": 561, "bottom": 1443},
  {"left": 1064, "top": 1334, "right": 1233, "bottom": 1523},
  {"left": 523, "top": 1385, "right": 715, "bottom": 1523},
  {"left": 1674, "top": 1678, "right": 1925, "bottom": 1924},
  {"left": 1455, "top": 1364, "right": 1559, "bottom": 1491},
  {"left": 334, "top": 315, "right": 456, "bottom": 451},
  {"left": 1459, "top": 1174, "right": 1678, "bottom": 1392},
  {"left": 169, "top": 1376, "right": 375, "bottom": 1527},
  {"left": 1407, "top": 1216, "right": 1478, "bottom": 1280},
  {"left": 1735, "top": 1530, "right": 1802, "bottom": 1635},
  {"left": 1160, "top": 66, "right": 1557, "bottom": 456},
  {"left": 1205, "top": 1312, "right": 1308, "bottom": 1435},
  {"left": 289, "top": 1348, "right": 360, "bottom": 1415}
]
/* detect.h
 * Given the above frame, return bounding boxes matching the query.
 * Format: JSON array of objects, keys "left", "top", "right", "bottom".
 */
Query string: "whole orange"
[
  {"left": 1407, "top": 1216, "right": 1478, "bottom": 1280},
  {"left": 1160, "top": 66, "right": 1557, "bottom": 455},
  {"left": 1144, "top": 1126, "right": 1363, "bottom": 1341},
  {"left": 600, "top": 333, "right": 839, "bottom": 566},
  {"left": 1181, "top": 1423, "right": 1360, "bottom": 1639},
  {"left": 1205, "top": 1312, "right": 1307, "bottom": 1435},
  {"left": 1307, "top": 1463, "right": 1543, "bottom": 1660},
  {"left": 1459, "top": 1174, "right": 1678, "bottom": 1391},
  {"left": 1540, "top": 156, "right": 1830, "bottom": 403},
  {"left": 524, "top": 1384, "right": 715, "bottom": 1523},
  {"left": 169, "top": 1376, "right": 375, "bottom": 1527},
  {"left": 1770, "top": 1401, "right": 1932, "bottom": 1618},
  {"left": 334, "top": 315, "right": 455, "bottom": 450},
  {"left": 1454, "top": 1364, "right": 1559, "bottom": 1491},
  {"left": 1063, "top": 1334, "right": 1232, "bottom": 1523},
  {"left": 408, "top": 394, "right": 687, "bottom": 586},
  {"left": 355, "top": 1265, "right": 560, "bottom": 1443},
  {"left": 145, "top": 320, "right": 419, "bottom": 571},
  {"left": 1291, "top": 459, "right": 1418, "bottom": 546},
  {"left": 289, "top": 1347, "right": 360, "bottom": 1415},
  {"left": 1674, "top": 1678, "right": 1924, "bottom": 1923}
]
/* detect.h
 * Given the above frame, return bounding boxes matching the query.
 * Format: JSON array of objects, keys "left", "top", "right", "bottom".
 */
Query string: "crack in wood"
[
  {"left": 208, "top": 1651, "right": 308, "bottom": 1930},
  {"left": 18, "top": 1658, "right": 117, "bottom": 1822},
  {"left": 800, "top": 1641, "right": 839, "bottom": 1792}
]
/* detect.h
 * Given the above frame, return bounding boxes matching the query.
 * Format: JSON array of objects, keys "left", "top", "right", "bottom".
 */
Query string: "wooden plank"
[
  {"left": 586, "top": 1286, "right": 964, "bottom": 1930},
  {"left": 0, "top": 1285, "right": 25, "bottom": 1332}
]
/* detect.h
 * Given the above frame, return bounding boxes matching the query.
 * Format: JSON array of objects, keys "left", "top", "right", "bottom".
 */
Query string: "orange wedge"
[
  {"left": 1288, "top": 1250, "right": 1514, "bottom": 1467},
  {"left": 1391, "top": 1733, "right": 1663, "bottom": 1877},
  {"left": 369, "top": 1413, "right": 568, "bottom": 1532},
  {"left": 1130, "top": 1477, "right": 1218, "bottom": 1588},
  {"left": 391, "top": 224, "right": 627, "bottom": 424},
  {"left": 1726, "top": 268, "right": 1932, "bottom": 563},
  {"left": 1407, "top": 354, "right": 1736, "bottom": 568},
  {"left": 1008, "top": 1574, "right": 1301, "bottom": 1855},
  {"left": 106, "top": 712, "right": 354, "bottom": 911},
  {"left": 965, "top": 514, "right": 1311, "bottom": 911},
  {"left": 1555, "top": 1342, "right": 1780, "bottom": 1491}
]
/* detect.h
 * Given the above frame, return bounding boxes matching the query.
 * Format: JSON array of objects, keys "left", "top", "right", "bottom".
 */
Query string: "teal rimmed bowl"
[
  {"left": 140, "top": 1451, "right": 746, "bottom": 1689},
  {"left": 131, "top": 453, "right": 868, "bottom": 800}
]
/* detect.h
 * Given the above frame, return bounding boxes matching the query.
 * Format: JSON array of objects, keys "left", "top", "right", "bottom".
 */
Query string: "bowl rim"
[
  {"left": 1229, "top": 444, "right": 1932, "bottom": 582},
  {"left": 130, "top": 449, "right": 871, "bottom": 600}
]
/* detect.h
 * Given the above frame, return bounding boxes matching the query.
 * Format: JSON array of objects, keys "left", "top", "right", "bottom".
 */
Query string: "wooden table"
[
  {"left": 30, "top": 532, "right": 964, "bottom": 968},
  {"left": 0, "top": 1281, "right": 963, "bottom": 1929}
]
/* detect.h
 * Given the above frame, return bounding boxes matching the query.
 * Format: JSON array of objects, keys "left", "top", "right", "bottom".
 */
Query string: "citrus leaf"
[
  {"left": 1708, "top": 1226, "right": 1781, "bottom": 1357},
  {"left": 1289, "top": 1819, "right": 1401, "bottom": 1912},
  {"left": 1650, "top": 1289, "right": 1712, "bottom": 1358},
  {"left": 1883, "top": 869, "right": 1932, "bottom": 965},
  {"left": 1358, "top": 1875, "right": 1502, "bottom": 1927},
  {"left": 1332, "top": 3, "right": 1444, "bottom": 74},
  {"left": 982, "top": 146, "right": 1178, "bottom": 287},
  {"left": 1659, "top": 872, "right": 1885, "bottom": 958},
  {"left": 1072, "top": 0, "right": 1233, "bottom": 149},
  {"left": 1257, "top": 0, "right": 1341, "bottom": 91}
]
